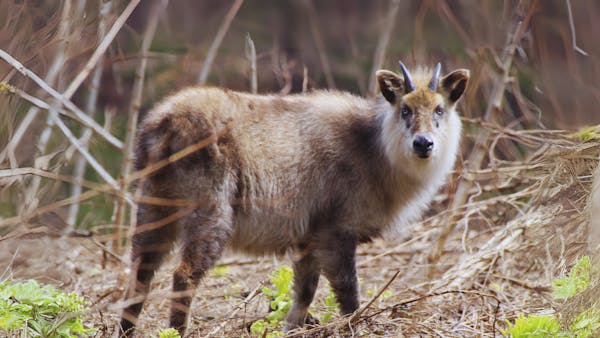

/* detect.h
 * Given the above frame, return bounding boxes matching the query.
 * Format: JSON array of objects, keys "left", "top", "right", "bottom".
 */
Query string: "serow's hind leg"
[
  {"left": 119, "top": 205, "right": 177, "bottom": 337},
  {"left": 169, "top": 202, "right": 233, "bottom": 335},
  {"left": 318, "top": 232, "right": 360, "bottom": 316}
]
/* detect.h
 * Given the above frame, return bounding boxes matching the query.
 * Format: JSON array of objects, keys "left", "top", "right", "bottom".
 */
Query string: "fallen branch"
[
  {"left": 350, "top": 270, "right": 400, "bottom": 323},
  {"left": 203, "top": 282, "right": 263, "bottom": 338}
]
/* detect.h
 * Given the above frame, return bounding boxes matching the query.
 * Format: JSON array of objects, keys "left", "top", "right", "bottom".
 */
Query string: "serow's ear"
[
  {"left": 441, "top": 69, "right": 470, "bottom": 103},
  {"left": 376, "top": 70, "right": 403, "bottom": 104}
]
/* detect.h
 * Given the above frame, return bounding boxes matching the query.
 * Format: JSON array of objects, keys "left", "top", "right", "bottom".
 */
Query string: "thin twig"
[
  {"left": 91, "top": 237, "right": 126, "bottom": 263},
  {"left": 0, "top": 0, "right": 74, "bottom": 166},
  {"left": 350, "top": 270, "right": 400, "bottom": 323},
  {"left": 302, "top": 65, "right": 308, "bottom": 93},
  {"left": 302, "top": 0, "right": 336, "bottom": 88},
  {"left": 0, "top": 49, "right": 123, "bottom": 149},
  {"left": 245, "top": 33, "right": 257, "bottom": 94},
  {"left": 67, "top": 0, "right": 113, "bottom": 227},
  {"left": 62, "top": 0, "right": 141, "bottom": 98},
  {"left": 0, "top": 0, "right": 138, "bottom": 162},
  {"left": 29, "top": 0, "right": 75, "bottom": 198},
  {"left": 51, "top": 112, "right": 121, "bottom": 191},
  {"left": 0, "top": 167, "right": 104, "bottom": 191},
  {"left": 113, "top": 0, "right": 168, "bottom": 253},
  {"left": 203, "top": 282, "right": 263, "bottom": 337},
  {"left": 0, "top": 189, "right": 104, "bottom": 229},
  {"left": 6, "top": 84, "right": 122, "bottom": 193},
  {"left": 397, "top": 289, "right": 501, "bottom": 307},
  {"left": 429, "top": 0, "right": 539, "bottom": 264},
  {"left": 565, "top": 0, "right": 588, "bottom": 56},
  {"left": 198, "top": 0, "right": 244, "bottom": 84},
  {"left": 367, "top": 0, "right": 401, "bottom": 98}
]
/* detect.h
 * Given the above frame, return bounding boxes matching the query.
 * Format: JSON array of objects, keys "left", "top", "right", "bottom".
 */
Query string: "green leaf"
[
  {"left": 251, "top": 266, "right": 294, "bottom": 337},
  {"left": 503, "top": 315, "right": 562, "bottom": 338},
  {"left": 569, "top": 308, "right": 600, "bottom": 338},
  {"left": 250, "top": 319, "right": 268, "bottom": 335},
  {"left": 270, "top": 267, "right": 293, "bottom": 296},
  {"left": 0, "top": 279, "right": 95, "bottom": 337},
  {"left": 209, "top": 265, "right": 230, "bottom": 277},
  {"left": 157, "top": 327, "right": 181, "bottom": 338},
  {"left": 572, "top": 126, "right": 600, "bottom": 142},
  {"left": 553, "top": 256, "right": 591, "bottom": 299}
]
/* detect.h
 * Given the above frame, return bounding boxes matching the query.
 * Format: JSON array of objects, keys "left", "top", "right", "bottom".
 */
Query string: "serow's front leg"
[{"left": 285, "top": 252, "right": 320, "bottom": 329}]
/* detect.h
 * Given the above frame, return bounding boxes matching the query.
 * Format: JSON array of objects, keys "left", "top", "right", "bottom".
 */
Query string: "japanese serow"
[{"left": 119, "top": 62, "right": 469, "bottom": 336}]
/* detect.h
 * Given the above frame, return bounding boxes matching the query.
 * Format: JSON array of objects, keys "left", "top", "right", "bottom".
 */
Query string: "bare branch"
[
  {"left": 0, "top": 0, "right": 139, "bottom": 165},
  {"left": 113, "top": 0, "right": 168, "bottom": 253},
  {"left": 302, "top": 65, "right": 308, "bottom": 93},
  {"left": 429, "top": 0, "right": 539, "bottom": 264},
  {"left": 0, "top": 167, "right": 102, "bottom": 190},
  {"left": 62, "top": 0, "right": 141, "bottom": 98},
  {"left": 67, "top": 0, "right": 114, "bottom": 226},
  {"left": 5, "top": 84, "right": 123, "bottom": 194},
  {"left": 565, "top": 0, "right": 588, "bottom": 56},
  {"left": 302, "top": 0, "right": 336, "bottom": 88},
  {"left": 203, "top": 282, "right": 263, "bottom": 337},
  {"left": 24, "top": 0, "right": 78, "bottom": 216},
  {"left": 0, "top": 49, "right": 124, "bottom": 149},
  {"left": 198, "top": 0, "right": 244, "bottom": 84},
  {"left": 367, "top": 0, "right": 401, "bottom": 98},
  {"left": 350, "top": 270, "right": 400, "bottom": 323},
  {"left": 0, "top": 0, "right": 75, "bottom": 166},
  {"left": 245, "top": 33, "right": 257, "bottom": 94}
]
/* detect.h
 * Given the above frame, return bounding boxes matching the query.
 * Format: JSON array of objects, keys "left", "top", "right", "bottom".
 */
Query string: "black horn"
[
  {"left": 399, "top": 61, "right": 415, "bottom": 93},
  {"left": 428, "top": 62, "right": 441, "bottom": 91}
]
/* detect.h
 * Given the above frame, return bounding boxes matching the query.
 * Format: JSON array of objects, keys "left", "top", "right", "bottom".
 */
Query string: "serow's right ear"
[{"left": 376, "top": 70, "right": 403, "bottom": 104}]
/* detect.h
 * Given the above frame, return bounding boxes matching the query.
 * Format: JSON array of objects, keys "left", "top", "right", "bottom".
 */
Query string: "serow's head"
[{"left": 376, "top": 61, "right": 469, "bottom": 160}]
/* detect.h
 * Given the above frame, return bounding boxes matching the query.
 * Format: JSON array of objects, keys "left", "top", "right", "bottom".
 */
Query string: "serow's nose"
[{"left": 413, "top": 135, "right": 434, "bottom": 158}]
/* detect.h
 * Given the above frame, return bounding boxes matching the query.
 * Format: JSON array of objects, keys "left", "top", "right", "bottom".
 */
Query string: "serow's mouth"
[{"left": 414, "top": 150, "right": 432, "bottom": 159}]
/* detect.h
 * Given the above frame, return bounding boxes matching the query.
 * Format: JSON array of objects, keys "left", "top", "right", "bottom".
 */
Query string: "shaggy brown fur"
[{"left": 119, "top": 63, "right": 469, "bottom": 337}]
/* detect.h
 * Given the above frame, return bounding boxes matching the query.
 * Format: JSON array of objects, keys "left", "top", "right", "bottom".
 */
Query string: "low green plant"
[
  {"left": 503, "top": 315, "right": 562, "bottom": 338},
  {"left": 552, "top": 255, "right": 591, "bottom": 299},
  {"left": 318, "top": 286, "right": 339, "bottom": 324},
  {"left": 504, "top": 256, "right": 599, "bottom": 338},
  {"left": 569, "top": 308, "right": 600, "bottom": 338},
  {"left": 250, "top": 266, "right": 293, "bottom": 337},
  {"left": 0, "top": 279, "right": 95, "bottom": 337},
  {"left": 157, "top": 327, "right": 181, "bottom": 338}
]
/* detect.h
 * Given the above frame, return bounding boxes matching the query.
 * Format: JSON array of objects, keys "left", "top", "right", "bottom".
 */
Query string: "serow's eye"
[
  {"left": 434, "top": 105, "right": 445, "bottom": 118},
  {"left": 401, "top": 105, "right": 412, "bottom": 119}
]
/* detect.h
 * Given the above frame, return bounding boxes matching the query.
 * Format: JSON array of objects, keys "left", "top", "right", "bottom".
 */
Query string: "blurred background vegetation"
[{"left": 0, "top": 0, "right": 598, "bottom": 238}]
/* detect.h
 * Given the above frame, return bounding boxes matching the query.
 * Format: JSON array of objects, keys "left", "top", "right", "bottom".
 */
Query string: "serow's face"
[{"left": 377, "top": 62, "right": 470, "bottom": 160}]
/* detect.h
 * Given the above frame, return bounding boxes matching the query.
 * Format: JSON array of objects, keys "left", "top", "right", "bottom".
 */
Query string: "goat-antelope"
[{"left": 119, "top": 61, "right": 469, "bottom": 336}]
